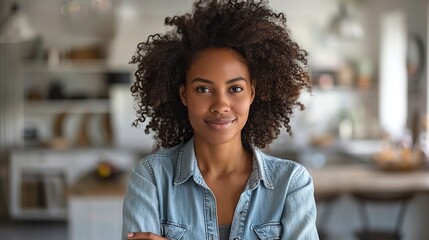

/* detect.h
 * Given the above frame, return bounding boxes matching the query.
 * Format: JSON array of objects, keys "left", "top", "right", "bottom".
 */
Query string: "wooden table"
[
  {"left": 309, "top": 163, "right": 429, "bottom": 195},
  {"left": 309, "top": 163, "right": 429, "bottom": 240}
]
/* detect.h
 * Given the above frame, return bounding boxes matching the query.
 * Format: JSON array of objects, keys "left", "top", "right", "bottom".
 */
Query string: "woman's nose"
[{"left": 210, "top": 94, "right": 230, "bottom": 114}]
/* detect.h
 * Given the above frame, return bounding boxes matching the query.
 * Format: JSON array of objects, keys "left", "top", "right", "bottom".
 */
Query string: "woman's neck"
[{"left": 193, "top": 135, "right": 252, "bottom": 177}]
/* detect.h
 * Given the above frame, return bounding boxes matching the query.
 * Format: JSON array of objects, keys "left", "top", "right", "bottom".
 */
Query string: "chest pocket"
[
  {"left": 252, "top": 222, "right": 282, "bottom": 240},
  {"left": 161, "top": 221, "right": 187, "bottom": 240}
]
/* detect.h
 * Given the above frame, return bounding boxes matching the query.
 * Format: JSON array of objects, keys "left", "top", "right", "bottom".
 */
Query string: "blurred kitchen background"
[{"left": 0, "top": 0, "right": 428, "bottom": 239}]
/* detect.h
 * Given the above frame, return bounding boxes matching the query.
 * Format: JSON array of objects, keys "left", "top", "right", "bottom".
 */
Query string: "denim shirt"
[{"left": 122, "top": 138, "right": 319, "bottom": 240}]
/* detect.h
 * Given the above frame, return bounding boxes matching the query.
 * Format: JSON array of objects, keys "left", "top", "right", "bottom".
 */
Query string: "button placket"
[
  {"left": 203, "top": 188, "right": 218, "bottom": 240},
  {"left": 231, "top": 191, "right": 251, "bottom": 239}
]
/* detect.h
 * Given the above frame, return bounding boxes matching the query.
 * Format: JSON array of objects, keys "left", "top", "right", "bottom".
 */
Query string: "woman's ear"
[{"left": 179, "top": 85, "right": 187, "bottom": 107}]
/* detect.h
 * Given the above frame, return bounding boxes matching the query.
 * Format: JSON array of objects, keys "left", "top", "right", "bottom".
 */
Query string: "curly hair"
[{"left": 130, "top": 0, "right": 311, "bottom": 149}]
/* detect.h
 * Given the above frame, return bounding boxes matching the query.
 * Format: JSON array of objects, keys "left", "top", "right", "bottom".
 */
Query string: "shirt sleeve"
[
  {"left": 122, "top": 160, "right": 161, "bottom": 240},
  {"left": 281, "top": 165, "right": 319, "bottom": 239}
]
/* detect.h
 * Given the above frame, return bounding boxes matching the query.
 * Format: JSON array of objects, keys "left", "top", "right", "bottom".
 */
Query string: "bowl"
[{"left": 372, "top": 148, "right": 424, "bottom": 172}]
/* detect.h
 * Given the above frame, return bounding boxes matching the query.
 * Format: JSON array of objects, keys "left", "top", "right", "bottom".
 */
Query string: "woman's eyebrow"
[{"left": 191, "top": 77, "right": 247, "bottom": 84}]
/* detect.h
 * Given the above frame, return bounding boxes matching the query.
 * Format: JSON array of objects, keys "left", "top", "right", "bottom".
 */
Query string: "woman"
[{"left": 123, "top": 0, "right": 318, "bottom": 239}]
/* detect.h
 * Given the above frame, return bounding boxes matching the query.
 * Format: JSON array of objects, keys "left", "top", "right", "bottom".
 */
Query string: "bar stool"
[
  {"left": 352, "top": 191, "right": 414, "bottom": 240},
  {"left": 315, "top": 192, "right": 340, "bottom": 240}
]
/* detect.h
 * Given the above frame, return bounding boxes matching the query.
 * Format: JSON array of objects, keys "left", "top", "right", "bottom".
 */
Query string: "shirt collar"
[{"left": 173, "top": 137, "right": 274, "bottom": 190}]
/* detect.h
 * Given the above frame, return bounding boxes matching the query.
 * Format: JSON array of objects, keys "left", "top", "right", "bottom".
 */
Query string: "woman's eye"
[
  {"left": 196, "top": 86, "right": 211, "bottom": 93},
  {"left": 230, "top": 86, "right": 243, "bottom": 93}
]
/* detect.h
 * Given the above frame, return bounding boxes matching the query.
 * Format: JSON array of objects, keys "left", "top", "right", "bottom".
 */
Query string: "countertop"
[
  {"left": 68, "top": 172, "right": 129, "bottom": 197},
  {"left": 68, "top": 162, "right": 429, "bottom": 198}
]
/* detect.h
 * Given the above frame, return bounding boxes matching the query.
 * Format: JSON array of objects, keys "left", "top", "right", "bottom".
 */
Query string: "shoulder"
[
  {"left": 141, "top": 145, "right": 182, "bottom": 165},
  {"left": 258, "top": 150, "right": 312, "bottom": 187},
  {"left": 132, "top": 144, "right": 183, "bottom": 181},
  {"left": 259, "top": 150, "right": 304, "bottom": 173}
]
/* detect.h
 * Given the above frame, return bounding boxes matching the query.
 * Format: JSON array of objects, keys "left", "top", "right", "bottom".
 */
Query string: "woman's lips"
[{"left": 205, "top": 118, "right": 235, "bottom": 130}]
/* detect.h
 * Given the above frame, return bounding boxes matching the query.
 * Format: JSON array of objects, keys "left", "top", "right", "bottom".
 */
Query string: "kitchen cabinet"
[
  {"left": 69, "top": 197, "right": 123, "bottom": 240},
  {"left": 8, "top": 59, "right": 136, "bottom": 220},
  {"left": 9, "top": 148, "right": 136, "bottom": 220},
  {"left": 68, "top": 173, "right": 128, "bottom": 240}
]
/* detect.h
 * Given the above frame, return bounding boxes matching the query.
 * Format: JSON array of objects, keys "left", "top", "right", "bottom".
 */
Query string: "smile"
[{"left": 205, "top": 118, "right": 236, "bottom": 130}]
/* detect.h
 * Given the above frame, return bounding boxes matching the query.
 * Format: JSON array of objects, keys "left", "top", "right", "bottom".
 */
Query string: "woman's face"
[{"left": 180, "top": 48, "right": 254, "bottom": 146}]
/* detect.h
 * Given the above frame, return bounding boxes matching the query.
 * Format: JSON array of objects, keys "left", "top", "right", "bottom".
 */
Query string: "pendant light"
[
  {"left": 0, "top": 2, "right": 37, "bottom": 43},
  {"left": 329, "top": 1, "right": 364, "bottom": 40}
]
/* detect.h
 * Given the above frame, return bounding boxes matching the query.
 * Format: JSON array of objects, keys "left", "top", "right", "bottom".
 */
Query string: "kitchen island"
[{"left": 67, "top": 160, "right": 429, "bottom": 240}]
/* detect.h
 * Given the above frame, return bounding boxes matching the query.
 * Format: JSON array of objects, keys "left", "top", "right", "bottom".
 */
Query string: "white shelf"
[
  {"left": 312, "top": 86, "right": 379, "bottom": 98},
  {"left": 22, "top": 60, "right": 132, "bottom": 73},
  {"left": 23, "top": 60, "right": 108, "bottom": 73},
  {"left": 24, "top": 100, "right": 110, "bottom": 114},
  {"left": 12, "top": 209, "right": 67, "bottom": 220}
]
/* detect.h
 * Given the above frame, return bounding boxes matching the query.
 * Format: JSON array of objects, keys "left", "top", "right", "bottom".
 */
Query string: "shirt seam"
[
  {"left": 142, "top": 157, "right": 156, "bottom": 183},
  {"left": 140, "top": 150, "right": 177, "bottom": 183},
  {"left": 289, "top": 164, "right": 304, "bottom": 190},
  {"left": 175, "top": 149, "right": 184, "bottom": 184}
]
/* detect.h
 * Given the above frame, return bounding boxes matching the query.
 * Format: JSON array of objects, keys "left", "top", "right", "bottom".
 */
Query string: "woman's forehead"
[{"left": 186, "top": 48, "right": 250, "bottom": 81}]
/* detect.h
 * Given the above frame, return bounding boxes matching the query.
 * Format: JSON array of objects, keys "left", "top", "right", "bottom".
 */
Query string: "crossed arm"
[
  {"left": 122, "top": 166, "right": 165, "bottom": 240},
  {"left": 127, "top": 232, "right": 166, "bottom": 240}
]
